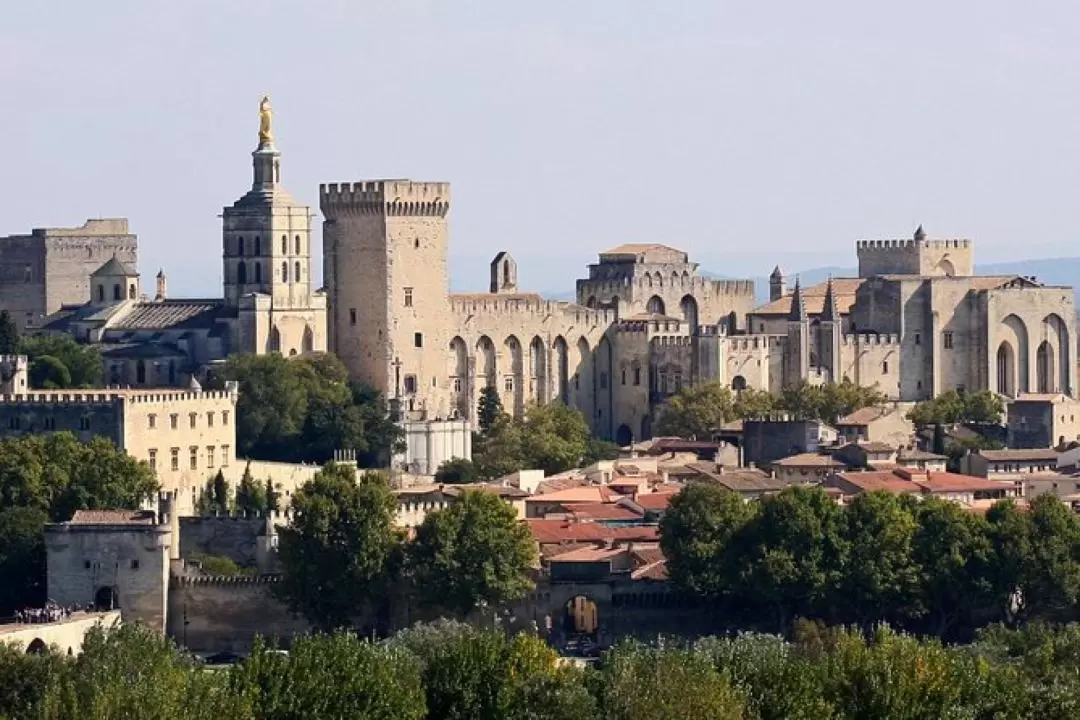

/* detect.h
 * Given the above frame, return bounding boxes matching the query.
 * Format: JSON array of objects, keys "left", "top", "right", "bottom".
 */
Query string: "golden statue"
[{"left": 258, "top": 95, "right": 273, "bottom": 146}]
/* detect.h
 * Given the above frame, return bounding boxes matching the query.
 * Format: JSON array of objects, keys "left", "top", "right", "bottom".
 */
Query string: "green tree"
[
  {"left": 907, "top": 389, "right": 1003, "bottom": 427},
  {"left": 435, "top": 457, "right": 479, "bottom": 484},
  {"left": 912, "top": 497, "right": 993, "bottom": 638},
  {"left": 350, "top": 382, "right": 406, "bottom": 467},
  {"left": 659, "top": 482, "right": 756, "bottom": 602},
  {"left": 477, "top": 384, "right": 504, "bottom": 433},
  {"left": 407, "top": 489, "right": 536, "bottom": 618},
  {"left": 1023, "top": 493, "right": 1080, "bottom": 622},
  {"left": 234, "top": 463, "right": 267, "bottom": 515},
  {"left": 656, "top": 381, "right": 734, "bottom": 438},
  {"left": 932, "top": 423, "right": 947, "bottom": 455},
  {"left": 734, "top": 486, "right": 846, "bottom": 630},
  {"left": 519, "top": 403, "right": 590, "bottom": 475},
  {"left": 264, "top": 477, "right": 280, "bottom": 513},
  {"left": 817, "top": 380, "right": 886, "bottom": 425},
  {"left": 18, "top": 334, "right": 102, "bottom": 388},
  {"left": 277, "top": 464, "right": 404, "bottom": 630},
  {"left": 0, "top": 506, "right": 48, "bottom": 613},
  {"left": 732, "top": 387, "right": 777, "bottom": 419},
  {"left": 582, "top": 437, "right": 622, "bottom": 464},
  {"left": 210, "top": 354, "right": 307, "bottom": 459},
  {"left": 985, "top": 500, "right": 1033, "bottom": 624},
  {"left": 471, "top": 415, "right": 524, "bottom": 480},
  {"left": 0, "top": 310, "right": 19, "bottom": 355},
  {"left": 596, "top": 641, "right": 745, "bottom": 720},
  {"left": 29, "top": 354, "right": 72, "bottom": 389},
  {"left": 234, "top": 634, "right": 426, "bottom": 720},
  {"left": 838, "top": 492, "right": 920, "bottom": 628}
]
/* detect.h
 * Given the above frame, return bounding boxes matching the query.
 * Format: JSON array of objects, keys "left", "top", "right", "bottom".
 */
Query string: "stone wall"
[
  {"left": 167, "top": 576, "right": 309, "bottom": 654},
  {"left": 178, "top": 517, "right": 267, "bottom": 567},
  {"left": 43, "top": 219, "right": 138, "bottom": 317}
]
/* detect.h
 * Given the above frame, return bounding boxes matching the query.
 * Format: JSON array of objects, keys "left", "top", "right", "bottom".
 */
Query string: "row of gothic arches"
[
  {"left": 268, "top": 325, "right": 316, "bottom": 356},
  {"left": 96, "top": 283, "right": 137, "bottom": 302},
  {"left": 449, "top": 334, "right": 614, "bottom": 422},
  {"left": 995, "top": 313, "right": 1070, "bottom": 396}
]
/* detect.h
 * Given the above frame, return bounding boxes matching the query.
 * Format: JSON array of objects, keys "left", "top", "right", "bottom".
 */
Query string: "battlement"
[
  {"left": 174, "top": 574, "right": 282, "bottom": 587},
  {"left": 650, "top": 335, "right": 693, "bottom": 348},
  {"left": 319, "top": 180, "right": 450, "bottom": 217},
  {"left": 32, "top": 218, "right": 132, "bottom": 238},
  {"left": 856, "top": 238, "right": 971, "bottom": 250},
  {"left": 449, "top": 296, "right": 616, "bottom": 326},
  {"left": 841, "top": 333, "right": 900, "bottom": 346},
  {"left": 578, "top": 276, "right": 755, "bottom": 297},
  {"left": 0, "top": 385, "right": 238, "bottom": 406}
]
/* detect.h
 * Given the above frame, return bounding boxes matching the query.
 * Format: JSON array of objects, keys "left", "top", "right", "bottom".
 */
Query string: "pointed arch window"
[
  {"left": 295, "top": 235, "right": 301, "bottom": 254},
  {"left": 294, "top": 261, "right": 301, "bottom": 283},
  {"left": 113, "top": 284, "right": 121, "bottom": 301},
  {"left": 254, "top": 262, "right": 262, "bottom": 284},
  {"left": 281, "top": 235, "right": 287, "bottom": 255},
  {"left": 281, "top": 261, "right": 288, "bottom": 283},
  {"left": 237, "top": 236, "right": 245, "bottom": 256},
  {"left": 237, "top": 261, "right": 247, "bottom": 284},
  {"left": 254, "top": 236, "right": 261, "bottom": 256}
]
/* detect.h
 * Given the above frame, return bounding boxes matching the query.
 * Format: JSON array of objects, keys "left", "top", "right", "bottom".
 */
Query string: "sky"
[{"left": 3, "top": 0, "right": 1080, "bottom": 298}]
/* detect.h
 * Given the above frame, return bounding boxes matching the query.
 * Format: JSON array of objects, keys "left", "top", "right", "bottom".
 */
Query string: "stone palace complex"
[{"left": 0, "top": 98, "right": 1074, "bottom": 449}]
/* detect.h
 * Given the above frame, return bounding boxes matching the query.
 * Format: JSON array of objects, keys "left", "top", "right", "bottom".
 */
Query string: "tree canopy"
[
  {"left": 907, "top": 389, "right": 1005, "bottom": 427},
  {"left": 656, "top": 379, "right": 886, "bottom": 438},
  {"left": 18, "top": 334, "right": 102, "bottom": 389},
  {"left": 207, "top": 353, "right": 404, "bottom": 466},
  {"left": 471, "top": 402, "right": 591, "bottom": 480},
  {"left": 276, "top": 464, "right": 404, "bottom": 631},
  {"left": 407, "top": 489, "right": 537, "bottom": 618},
  {"left": 0, "top": 311, "right": 18, "bottom": 355}
]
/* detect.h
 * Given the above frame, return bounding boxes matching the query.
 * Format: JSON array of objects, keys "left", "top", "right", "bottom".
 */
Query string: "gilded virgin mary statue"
[{"left": 258, "top": 95, "right": 273, "bottom": 146}]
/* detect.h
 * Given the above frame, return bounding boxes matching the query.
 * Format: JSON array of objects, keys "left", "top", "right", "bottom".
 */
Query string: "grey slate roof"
[
  {"left": 92, "top": 256, "right": 137, "bottom": 277},
  {"left": 108, "top": 300, "right": 229, "bottom": 331}
]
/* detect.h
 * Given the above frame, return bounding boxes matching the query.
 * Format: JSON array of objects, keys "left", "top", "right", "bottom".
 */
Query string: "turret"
[
  {"left": 769, "top": 265, "right": 785, "bottom": 302},
  {"left": 490, "top": 251, "right": 518, "bottom": 294},
  {"left": 154, "top": 269, "right": 167, "bottom": 302}
]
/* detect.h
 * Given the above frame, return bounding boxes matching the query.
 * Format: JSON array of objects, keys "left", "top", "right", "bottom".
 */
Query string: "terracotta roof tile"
[
  {"left": 69, "top": 510, "right": 157, "bottom": 525},
  {"left": 837, "top": 406, "right": 892, "bottom": 426},
  {"left": 526, "top": 519, "right": 659, "bottom": 544},
  {"left": 559, "top": 503, "right": 643, "bottom": 521},
  {"left": 752, "top": 278, "right": 864, "bottom": 316},
  {"left": 979, "top": 449, "right": 1059, "bottom": 462}
]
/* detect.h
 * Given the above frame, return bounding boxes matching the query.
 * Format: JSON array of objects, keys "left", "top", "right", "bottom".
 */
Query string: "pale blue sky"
[{"left": 3, "top": 1, "right": 1080, "bottom": 297}]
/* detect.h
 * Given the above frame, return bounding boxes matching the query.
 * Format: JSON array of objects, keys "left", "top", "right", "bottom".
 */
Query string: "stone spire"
[
  {"left": 769, "top": 265, "right": 786, "bottom": 302},
  {"left": 788, "top": 277, "right": 806, "bottom": 321},
  {"left": 914, "top": 224, "right": 926, "bottom": 242},
  {"left": 821, "top": 276, "right": 839, "bottom": 322}
]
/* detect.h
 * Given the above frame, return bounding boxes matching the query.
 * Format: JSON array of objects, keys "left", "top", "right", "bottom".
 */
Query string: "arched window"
[
  {"left": 113, "top": 284, "right": 121, "bottom": 300},
  {"left": 294, "top": 235, "right": 301, "bottom": 254},
  {"left": 237, "top": 261, "right": 247, "bottom": 284},
  {"left": 128, "top": 284, "right": 136, "bottom": 299},
  {"left": 254, "top": 262, "right": 262, "bottom": 283},
  {"left": 254, "top": 236, "right": 261, "bottom": 255},
  {"left": 97, "top": 284, "right": 105, "bottom": 302},
  {"left": 281, "top": 261, "right": 288, "bottom": 282},
  {"left": 237, "top": 236, "right": 245, "bottom": 256},
  {"left": 294, "top": 261, "right": 301, "bottom": 282},
  {"left": 281, "top": 235, "right": 287, "bottom": 255}
]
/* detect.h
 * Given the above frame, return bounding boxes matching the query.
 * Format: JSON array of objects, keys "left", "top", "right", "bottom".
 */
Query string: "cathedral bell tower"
[{"left": 221, "top": 96, "right": 326, "bottom": 356}]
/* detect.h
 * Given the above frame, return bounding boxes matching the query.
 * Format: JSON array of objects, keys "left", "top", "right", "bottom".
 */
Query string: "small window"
[
  {"left": 759, "top": 323, "right": 765, "bottom": 332},
  {"left": 404, "top": 288, "right": 413, "bottom": 307},
  {"left": 148, "top": 449, "right": 157, "bottom": 472},
  {"left": 43, "top": 417, "right": 55, "bottom": 431},
  {"left": 633, "top": 367, "right": 641, "bottom": 386},
  {"left": 600, "top": 372, "right": 608, "bottom": 390},
  {"left": 504, "top": 376, "right": 514, "bottom": 392},
  {"left": 189, "top": 412, "right": 197, "bottom": 429},
  {"left": 621, "top": 369, "right": 627, "bottom": 385},
  {"left": 189, "top": 447, "right": 198, "bottom": 470},
  {"left": 453, "top": 378, "right": 462, "bottom": 392},
  {"left": 84, "top": 561, "right": 91, "bottom": 570},
  {"left": 914, "top": 333, "right": 921, "bottom": 345},
  {"left": 294, "top": 261, "right": 301, "bottom": 283},
  {"left": 131, "top": 559, "right": 140, "bottom": 570},
  {"left": 943, "top": 331, "right": 954, "bottom": 349},
  {"left": 207, "top": 446, "right": 215, "bottom": 468},
  {"left": 414, "top": 332, "right": 423, "bottom": 348},
  {"left": 295, "top": 235, "right": 301, "bottom": 254},
  {"left": 148, "top": 414, "right": 157, "bottom": 429},
  {"left": 281, "top": 261, "right": 288, "bottom": 282},
  {"left": 349, "top": 308, "right": 357, "bottom": 325},
  {"left": 170, "top": 448, "right": 179, "bottom": 471},
  {"left": 404, "top": 375, "right": 418, "bottom": 394},
  {"left": 882, "top": 361, "right": 889, "bottom": 374},
  {"left": 170, "top": 414, "right": 178, "bottom": 430},
  {"left": 9, "top": 417, "right": 18, "bottom": 430},
  {"left": 281, "top": 235, "right": 287, "bottom": 255},
  {"left": 674, "top": 375, "right": 683, "bottom": 393},
  {"left": 222, "top": 411, "right": 229, "bottom": 425},
  {"left": 207, "top": 412, "right": 214, "bottom": 427},
  {"left": 222, "top": 445, "right": 230, "bottom": 467},
  {"left": 414, "top": 238, "right": 420, "bottom": 249}
]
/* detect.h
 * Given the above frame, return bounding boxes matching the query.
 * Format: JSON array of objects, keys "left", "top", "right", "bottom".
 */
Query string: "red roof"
[
  {"left": 526, "top": 519, "right": 659, "bottom": 544},
  {"left": 831, "top": 469, "right": 1014, "bottom": 495},
  {"left": 634, "top": 493, "right": 675, "bottom": 511},
  {"left": 559, "top": 503, "right": 643, "bottom": 521}
]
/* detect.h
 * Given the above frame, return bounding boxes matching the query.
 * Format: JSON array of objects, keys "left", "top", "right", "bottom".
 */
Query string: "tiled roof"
[
  {"left": 772, "top": 452, "right": 848, "bottom": 467},
  {"left": 69, "top": 510, "right": 157, "bottom": 525},
  {"left": 40, "top": 302, "right": 127, "bottom": 331},
  {"left": 109, "top": 300, "right": 228, "bottom": 331},
  {"left": 897, "top": 449, "right": 947, "bottom": 461},
  {"left": 533, "top": 475, "right": 588, "bottom": 495},
  {"left": 752, "top": 278, "right": 865, "bottom": 317},
  {"left": 980, "top": 449, "right": 1059, "bottom": 462},
  {"left": 839, "top": 441, "right": 896, "bottom": 454},
  {"left": 99, "top": 342, "right": 187, "bottom": 360},
  {"left": 92, "top": 256, "right": 136, "bottom": 277},
  {"left": 559, "top": 503, "right": 643, "bottom": 521},
  {"left": 527, "top": 486, "right": 623, "bottom": 504},
  {"left": 631, "top": 560, "right": 668, "bottom": 581},
  {"left": 633, "top": 493, "right": 675, "bottom": 511},
  {"left": 449, "top": 292, "right": 544, "bottom": 302},
  {"left": 837, "top": 406, "right": 892, "bottom": 426},
  {"left": 831, "top": 469, "right": 1014, "bottom": 495},
  {"left": 547, "top": 546, "right": 626, "bottom": 563},
  {"left": 526, "top": 519, "right": 659, "bottom": 544}
]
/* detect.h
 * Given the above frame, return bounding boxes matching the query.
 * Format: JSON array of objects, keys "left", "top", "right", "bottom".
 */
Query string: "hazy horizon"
[{"left": 4, "top": 1, "right": 1080, "bottom": 298}]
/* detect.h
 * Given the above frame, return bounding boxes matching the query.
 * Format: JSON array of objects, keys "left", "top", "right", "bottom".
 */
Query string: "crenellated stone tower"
[
  {"left": 221, "top": 97, "right": 326, "bottom": 357},
  {"left": 320, "top": 180, "right": 453, "bottom": 420}
]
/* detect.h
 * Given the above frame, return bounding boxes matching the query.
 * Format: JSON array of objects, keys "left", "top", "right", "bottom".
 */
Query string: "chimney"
[{"left": 154, "top": 269, "right": 167, "bottom": 302}]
